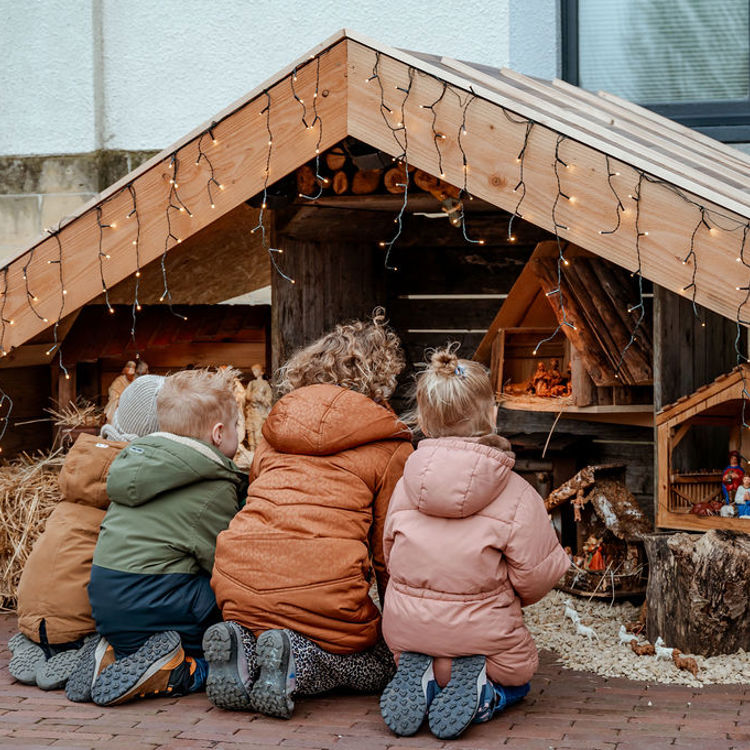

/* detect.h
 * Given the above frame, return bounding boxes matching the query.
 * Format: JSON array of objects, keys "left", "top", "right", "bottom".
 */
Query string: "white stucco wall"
[{"left": 1, "top": 0, "right": 560, "bottom": 156}]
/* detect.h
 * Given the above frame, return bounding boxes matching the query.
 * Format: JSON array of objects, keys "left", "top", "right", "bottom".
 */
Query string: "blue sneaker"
[
  {"left": 473, "top": 680, "right": 530, "bottom": 723},
  {"left": 188, "top": 656, "right": 208, "bottom": 692},
  {"left": 427, "top": 654, "right": 486, "bottom": 740},
  {"left": 380, "top": 652, "right": 439, "bottom": 736}
]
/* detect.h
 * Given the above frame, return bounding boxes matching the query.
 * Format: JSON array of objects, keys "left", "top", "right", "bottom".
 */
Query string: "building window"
[{"left": 562, "top": 0, "right": 750, "bottom": 142}]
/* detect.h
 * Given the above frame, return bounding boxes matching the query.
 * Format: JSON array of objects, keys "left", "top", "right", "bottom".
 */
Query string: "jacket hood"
[
  {"left": 59, "top": 433, "right": 127, "bottom": 509},
  {"left": 262, "top": 384, "right": 411, "bottom": 456},
  {"left": 403, "top": 434, "right": 516, "bottom": 519},
  {"left": 106, "top": 432, "right": 246, "bottom": 507}
]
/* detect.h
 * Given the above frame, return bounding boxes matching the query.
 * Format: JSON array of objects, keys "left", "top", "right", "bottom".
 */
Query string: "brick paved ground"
[{"left": 1, "top": 614, "right": 748, "bottom": 750}]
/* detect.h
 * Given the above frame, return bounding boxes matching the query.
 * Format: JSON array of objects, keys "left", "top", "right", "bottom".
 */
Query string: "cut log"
[
  {"left": 644, "top": 530, "right": 750, "bottom": 657},
  {"left": 296, "top": 165, "right": 317, "bottom": 196},
  {"left": 332, "top": 170, "right": 349, "bottom": 195},
  {"left": 351, "top": 169, "right": 382, "bottom": 194},
  {"left": 325, "top": 148, "right": 347, "bottom": 171},
  {"left": 532, "top": 258, "right": 615, "bottom": 386},
  {"left": 384, "top": 165, "right": 409, "bottom": 194}
]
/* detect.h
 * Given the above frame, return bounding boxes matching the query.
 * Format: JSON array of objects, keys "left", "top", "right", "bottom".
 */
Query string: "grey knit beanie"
[{"left": 100, "top": 374, "right": 165, "bottom": 442}]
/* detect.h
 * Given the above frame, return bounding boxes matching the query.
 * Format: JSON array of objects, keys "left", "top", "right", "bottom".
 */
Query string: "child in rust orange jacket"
[{"left": 380, "top": 348, "right": 570, "bottom": 741}]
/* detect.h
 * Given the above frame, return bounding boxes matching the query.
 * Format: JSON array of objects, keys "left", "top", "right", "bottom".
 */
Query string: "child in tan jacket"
[{"left": 8, "top": 375, "right": 164, "bottom": 690}]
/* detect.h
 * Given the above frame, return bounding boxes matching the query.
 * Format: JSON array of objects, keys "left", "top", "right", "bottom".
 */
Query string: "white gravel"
[{"left": 526, "top": 590, "right": 750, "bottom": 687}]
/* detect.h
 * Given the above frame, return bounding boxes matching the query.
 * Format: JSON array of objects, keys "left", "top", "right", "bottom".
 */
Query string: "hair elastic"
[{"left": 455, "top": 364, "right": 466, "bottom": 378}]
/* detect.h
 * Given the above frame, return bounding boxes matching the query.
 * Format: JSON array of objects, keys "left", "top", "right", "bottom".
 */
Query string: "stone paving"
[{"left": 1, "top": 614, "right": 748, "bottom": 750}]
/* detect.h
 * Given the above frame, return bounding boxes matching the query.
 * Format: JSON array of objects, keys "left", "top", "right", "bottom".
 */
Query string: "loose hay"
[
  {"left": 527, "top": 589, "right": 750, "bottom": 687},
  {"left": 0, "top": 450, "right": 64, "bottom": 609}
]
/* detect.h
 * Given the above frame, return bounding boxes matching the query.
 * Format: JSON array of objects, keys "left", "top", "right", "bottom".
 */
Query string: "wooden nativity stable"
[{"left": 1, "top": 29, "right": 750, "bottom": 543}]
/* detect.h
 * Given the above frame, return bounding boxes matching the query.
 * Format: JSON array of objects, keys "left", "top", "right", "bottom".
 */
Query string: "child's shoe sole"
[
  {"left": 66, "top": 636, "right": 115, "bottom": 703},
  {"left": 249, "top": 630, "right": 294, "bottom": 719},
  {"left": 36, "top": 645, "right": 87, "bottom": 691},
  {"left": 428, "top": 655, "right": 486, "bottom": 740},
  {"left": 8, "top": 632, "right": 34, "bottom": 655},
  {"left": 380, "top": 652, "right": 434, "bottom": 736},
  {"left": 92, "top": 631, "right": 182, "bottom": 706},
  {"left": 204, "top": 622, "right": 253, "bottom": 710},
  {"left": 8, "top": 641, "right": 45, "bottom": 684}
]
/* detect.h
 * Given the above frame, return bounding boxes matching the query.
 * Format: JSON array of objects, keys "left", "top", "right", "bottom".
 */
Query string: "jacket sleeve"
[
  {"left": 192, "top": 483, "right": 241, "bottom": 575},
  {"left": 503, "top": 484, "right": 571, "bottom": 607},
  {"left": 371, "top": 441, "right": 413, "bottom": 600}
]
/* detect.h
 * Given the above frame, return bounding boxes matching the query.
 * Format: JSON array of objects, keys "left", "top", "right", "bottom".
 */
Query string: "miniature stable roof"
[{"left": 3, "top": 28, "right": 750, "bottom": 357}]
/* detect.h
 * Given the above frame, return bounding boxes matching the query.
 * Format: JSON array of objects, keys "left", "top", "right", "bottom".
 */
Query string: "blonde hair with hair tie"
[
  {"left": 275, "top": 308, "right": 405, "bottom": 404},
  {"left": 415, "top": 344, "right": 495, "bottom": 438}
]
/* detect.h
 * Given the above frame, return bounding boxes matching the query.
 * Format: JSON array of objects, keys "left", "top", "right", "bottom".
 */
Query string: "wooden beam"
[
  {"left": 3, "top": 40, "right": 348, "bottom": 353},
  {"left": 346, "top": 39, "right": 750, "bottom": 327}
]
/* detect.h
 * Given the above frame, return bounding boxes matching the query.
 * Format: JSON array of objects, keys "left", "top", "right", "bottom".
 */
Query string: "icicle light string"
[
  {"left": 734, "top": 224, "right": 750, "bottom": 427},
  {"left": 421, "top": 81, "right": 448, "bottom": 179},
  {"left": 125, "top": 183, "right": 142, "bottom": 346},
  {"left": 296, "top": 56, "right": 326, "bottom": 201},
  {"left": 454, "top": 92, "right": 484, "bottom": 246},
  {"left": 40, "top": 224, "right": 67, "bottom": 358},
  {"left": 251, "top": 90, "right": 294, "bottom": 284},
  {"left": 22, "top": 248, "right": 45, "bottom": 323},
  {"left": 160, "top": 153, "right": 190, "bottom": 318},
  {"left": 196, "top": 125, "right": 224, "bottom": 210},
  {"left": 376, "top": 64, "right": 414, "bottom": 271},
  {"left": 504, "top": 111, "right": 534, "bottom": 242},
  {"left": 95, "top": 206, "right": 115, "bottom": 314},
  {"left": 0, "top": 268, "right": 11, "bottom": 357},
  {"left": 613, "top": 172, "right": 647, "bottom": 377},
  {"left": 599, "top": 155, "right": 625, "bottom": 235},
  {"left": 681, "top": 207, "right": 708, "bottom": 322}
]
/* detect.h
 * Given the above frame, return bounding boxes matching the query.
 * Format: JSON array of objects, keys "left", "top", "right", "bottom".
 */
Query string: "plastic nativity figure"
[
  {"left": 722, "top": 450, "right": 745, "bottom": 503},
  {"left": 736, "top": 475, "right": 750, "bottom": 517},
  {"left": 245, "top": 362, "right": 273, "bottom": 451},
  {"left": 104, "top": 361, "right": 136, "bottom": 423}
]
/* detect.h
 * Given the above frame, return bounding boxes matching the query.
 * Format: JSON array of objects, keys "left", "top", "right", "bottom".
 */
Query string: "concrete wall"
[{"left": 0, "top": 0, "right": 559, "bottom": 260}]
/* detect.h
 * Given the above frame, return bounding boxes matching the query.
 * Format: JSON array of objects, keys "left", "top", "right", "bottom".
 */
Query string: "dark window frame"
[{"left": 561, "top": 0, "right": 750, "bottom": 142}]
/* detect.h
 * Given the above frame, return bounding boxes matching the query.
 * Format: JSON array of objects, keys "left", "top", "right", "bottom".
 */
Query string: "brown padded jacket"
[
  {"left": 17, "top": 433, "right": 126, "bottom": 644},
  {"left": 211, "top": 384, "right": 413, "bottom": 654}
]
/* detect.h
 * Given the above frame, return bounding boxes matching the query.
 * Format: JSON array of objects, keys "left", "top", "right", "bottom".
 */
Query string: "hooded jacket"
[
  {"left": 89, "top": 433, "right": 247, "bottom": 641},
  {"left": 382, "top": 435, "right": 570, "bottom": 678},
  {"left": 211, "top": 384, "right": 413, "bottom": 654},
  {"left": 16, "top": 433, "right": 126, "bottom": 644}
]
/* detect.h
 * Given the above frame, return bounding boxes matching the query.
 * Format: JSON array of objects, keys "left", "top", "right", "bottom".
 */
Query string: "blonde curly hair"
[{"left": 276, "top": 308, "right": 405, "bottom": 404}]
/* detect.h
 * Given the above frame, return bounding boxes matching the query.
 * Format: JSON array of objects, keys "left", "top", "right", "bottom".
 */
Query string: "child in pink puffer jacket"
[{"left": 380, "top": 347, "right": 570, "bottom": 740}]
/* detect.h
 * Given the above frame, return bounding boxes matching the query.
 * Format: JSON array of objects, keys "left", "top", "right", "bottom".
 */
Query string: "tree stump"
[{"left": 644, "top": 530, "right": 750, "bottom": 656}]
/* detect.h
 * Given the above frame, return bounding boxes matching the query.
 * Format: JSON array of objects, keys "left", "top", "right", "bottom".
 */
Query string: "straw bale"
[{"left": 0, "top": 450, "right": 64, "bottom": 609}]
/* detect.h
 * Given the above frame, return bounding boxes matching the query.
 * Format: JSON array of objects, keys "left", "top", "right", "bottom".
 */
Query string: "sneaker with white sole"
[
  {"left": 65, "top": 636, "right": 115, "bottom": 702},
  {"left": 249, "top": 629, "right": 296, "bottom": 719},
  {"left": 380, "top": 652, "right": 439, "bottom": 736},
  {"left": 8, "top": 638, "right": 45, "bottom": 685},
  {"left": 91, "top": 631, "right": 191, "bottom": 706},
  {"left": 427, "top": 654, "right": 487, "bottom": 740},
  {"left": 204, "top": 621, "right": 255, "bottom": 710}
]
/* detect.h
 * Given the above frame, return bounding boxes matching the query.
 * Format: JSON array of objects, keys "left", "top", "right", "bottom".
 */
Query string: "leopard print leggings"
[{"left": 232, "top": 621, "right": 395, "bottom": 697}]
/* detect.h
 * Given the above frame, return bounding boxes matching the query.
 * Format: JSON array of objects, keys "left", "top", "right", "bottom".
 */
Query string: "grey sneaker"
[
  {"left": 65, "top": 636, "right": 115, "bottom": 702},
  {"left": 36, "top": 636, "right": 97, "bottom": 691},
  {"left": 8, "top": 638, "right": 44, "bottom": 685},
  {"left": 8, "top": 632, "right": 34, "bottom": 655},
  {"left": 380, "top": 652, "right": 437, "bottom": 736},
  {"left": 249, "top": 629, "right": 295, "bottom": 719},
  {"left": 204, "top": 621, "right": 255, "bottom": 710},
  {"left": 427, "top": 654, "right": 486, "bottom": 740}
]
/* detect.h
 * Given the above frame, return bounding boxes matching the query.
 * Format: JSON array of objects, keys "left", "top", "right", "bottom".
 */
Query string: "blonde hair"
[
  {"left": 157, "top": 367, "right": 238, "bottom": 440},
  {"left": 415, "top": 345, "right": 495, "bottom": 438},
  {"left": 276, "top": 308, "right": 405, "bottom": 404}
]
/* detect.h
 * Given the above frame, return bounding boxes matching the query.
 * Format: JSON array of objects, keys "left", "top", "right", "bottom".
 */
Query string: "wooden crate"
[{"left": 656, "top": 365, "right": 750, "bottom": 531}]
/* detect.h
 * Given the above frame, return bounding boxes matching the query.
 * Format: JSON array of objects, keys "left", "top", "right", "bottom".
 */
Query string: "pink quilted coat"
[{"left": 382, "top": 434, "right": 571, "bottom": 686}]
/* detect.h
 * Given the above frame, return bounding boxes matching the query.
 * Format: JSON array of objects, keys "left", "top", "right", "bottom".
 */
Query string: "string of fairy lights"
[{"left": 1, "top": 46, "right": 749, "bottom": 450}]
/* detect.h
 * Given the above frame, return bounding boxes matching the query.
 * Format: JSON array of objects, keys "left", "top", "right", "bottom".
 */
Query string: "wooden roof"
[
  {"left": 655, "top": 365, "right": 750, "bottom": 427},
  {"left": 4, "top": 29, "right": 750, "bottom": 357}
]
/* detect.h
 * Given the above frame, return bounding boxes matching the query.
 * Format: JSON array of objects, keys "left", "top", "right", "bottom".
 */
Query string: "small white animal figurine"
[
  {"left": 576, "top": 621, "right": 599, "bottom": 640},
  {"left": 564, "top": 598, "right": 581, "bottom": 624},
  {"left": 618, "top": 625, "right": 638, "bottom": 644},
  {"left": 654, "top": 636, "right": 673, "bottom": 661},
  {"left": 720, "top": 504, "right": 736, "bottom": 518}
]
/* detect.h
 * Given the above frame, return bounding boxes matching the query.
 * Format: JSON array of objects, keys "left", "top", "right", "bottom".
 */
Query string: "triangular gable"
[{"left": 3, "top": 29, "right": 750, "bottom": 358}]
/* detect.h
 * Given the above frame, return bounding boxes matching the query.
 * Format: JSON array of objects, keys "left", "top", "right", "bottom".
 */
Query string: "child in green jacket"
[{"left": 70, "top": 368, "right": 247, "bottom": 706}]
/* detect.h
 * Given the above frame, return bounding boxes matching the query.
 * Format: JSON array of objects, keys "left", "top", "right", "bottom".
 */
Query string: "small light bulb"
[
  {"left": 8, "top": 320, "right": 14, "bottom": 326},
  {"left": 111, "top": 222, "right": 117, "bottom": 228},
  {"left": 43, "top": 317, "right": 48, "bottom": 322},
  {"left": 62, "top": 289, "right": 67, "bottom": 295},
  {"left": 65, "top": 373, "right": 70, "bottom": 380},
  {"left": 509, "top": 235, "right": 516, "bottom": 242},
  {"left": 218, "top": 184, "right": 225, "bottom": 190},
  {"left": 105, "top": 254, "right": 111, "bottom": 259},
  {"left": 136, "top": 304, "right": 142, "bottom": 311},
  {"left": 132, "top": 240, "right": 137, "bottom": 246},
  {"left": 440, "top": 172, "right": 445, "bottom": 178},
  {"left": 478, "top": 239, "right": 485, "bottom": 245},
  {"left": 563, "top": 258, "right": 570, "bottom": 266},
  {"left": 568, "top": 196, "right": 576, "bottom": 203},
  {"left": 108, "top": 307, "right": 114, "bottom": 314},
  {"left": 135, "top": 271, "right": 141, "bottom": 278},
  {"left": 738, "top": 257, "right": 743, "bottom": 262},
  {"left": 211, "top": 203, "right": 215, "bottom": 209},
  {"left": 262, "top": 203, "right": 267, "bottom": 209}
]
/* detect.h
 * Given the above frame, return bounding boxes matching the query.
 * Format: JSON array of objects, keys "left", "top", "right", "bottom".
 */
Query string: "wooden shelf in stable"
[{"left": 498, "top": 397, "right": 654, "bottom": 427}]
